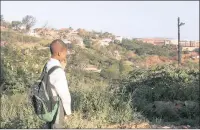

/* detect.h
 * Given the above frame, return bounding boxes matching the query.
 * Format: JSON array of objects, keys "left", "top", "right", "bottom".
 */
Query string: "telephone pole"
[{"left": 178, "top": 17, "right": 185, "bottom": 65}]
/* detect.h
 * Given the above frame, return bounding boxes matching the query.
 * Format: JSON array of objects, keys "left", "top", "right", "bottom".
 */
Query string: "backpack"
[{"left": 29, "top": 64, "right": 62, "bottom": 122}]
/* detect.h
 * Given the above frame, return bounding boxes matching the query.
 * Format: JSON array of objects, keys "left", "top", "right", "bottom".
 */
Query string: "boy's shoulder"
[{"left": 46, "top": 58, "right": 62, "bottom": 72}]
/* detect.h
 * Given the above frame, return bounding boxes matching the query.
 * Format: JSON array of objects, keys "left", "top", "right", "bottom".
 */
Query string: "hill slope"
[{"left": 1, "top": 30, "right": 199, "bottom": 128}]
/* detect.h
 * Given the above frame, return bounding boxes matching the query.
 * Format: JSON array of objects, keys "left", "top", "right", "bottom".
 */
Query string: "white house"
[
  {"left": 69, "top": 29, "right": 78, "bottom": 35},
  {"left": 99, "top": 38, "right": 113, "bottom": 46},
  {"left": 170, "top": 39, "right": 178, "bottom": 45},
  {"left": 19, "top": 25, "right": 26, "bottom": 30},
  {"left": 26, "top": 29, "right": 40, "bottom": 38},
  {"left": 115, "top": 36, "right": 123, "bottom": 42},
  {"left": 63, "top": 39, "right": 72, "bottom": 44},
  {"left": 164, "top": 40, "right": 171, "bottom": 45}
]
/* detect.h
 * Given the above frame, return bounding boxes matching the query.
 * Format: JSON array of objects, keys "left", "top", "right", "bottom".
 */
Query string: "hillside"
[{"left": 1, "top": 29, "right": 199, "bottom": 128}]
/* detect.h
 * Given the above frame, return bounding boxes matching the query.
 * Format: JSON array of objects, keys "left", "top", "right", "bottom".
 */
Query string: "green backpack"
[{"left": 30, "top": 64, "right": 61, "bottom": 122}]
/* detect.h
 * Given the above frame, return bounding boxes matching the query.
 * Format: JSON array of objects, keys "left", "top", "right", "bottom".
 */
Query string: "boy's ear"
[{"left": 58, "top": 52, "right": 61, "bottom": 56}]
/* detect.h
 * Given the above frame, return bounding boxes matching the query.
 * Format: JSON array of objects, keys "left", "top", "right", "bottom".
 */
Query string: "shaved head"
[
  {"left": 50, "top": 39, "right": 67, "bottom": 55},
  {"left": 50, "top": 39, "right": 67, "bottom": 61}
]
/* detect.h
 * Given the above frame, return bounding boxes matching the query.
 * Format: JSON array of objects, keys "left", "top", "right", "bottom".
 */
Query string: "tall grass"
[
  {"left": 1, "top": 30, "right": 40, "bottom": 43},
  {"left": 1, "top": 44, "right": 146, "bottom": 128},
  {"left": 1, "top": 36, "right": 199, "bottom": 128}
]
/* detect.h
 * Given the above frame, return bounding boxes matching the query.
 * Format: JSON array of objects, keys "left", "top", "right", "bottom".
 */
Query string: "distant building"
[
  {"left": 26, "top": 29, "right": 40, "bottom": 37},
  {"left": 115, "top": 36, "right": 123, "bottom": 43},
  {"left": 70, "top": 29, "right": 78, "bottom": 35},
  {"left": 19, "top": 25, "right": 26, "bottom": 30},
  {"left": 99, "top": 38, "right": 113, "bottom": 46},
  {"left": 180, "top": 41, "right": 199, "bottom": 47},
  {"left": 170, "top": 39, "right": 178, "bottom": 45},
  {"left": 136, "top": 38, "right": 168, "bottom": 45},
  {"left": 60, "top": 28, "right": 69, "bottom": 31},
  {"left": 63, "top": 39, "right": 72, "bottom": 44},
  {"left": 170, "top": 39, "right": 199, "bottom": 51}
]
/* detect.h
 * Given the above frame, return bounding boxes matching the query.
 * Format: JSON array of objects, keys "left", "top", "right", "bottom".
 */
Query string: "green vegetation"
[
  {"left": 22, "top": 15, "right": 36, "bottom": 32},
  {"left": 194, "top": 48, "right": 199, "bottom": 53},
  {"left": 120, "top": 66, "right": 199, "bottom": 125},
  {"left": 1, "top": 30, "right": 199, "bottom": 128},
  {"left": 1, "top": 30, "right": 40, "bottom": 43},
  {"left": 83, "top": 38, "right": 92, "bottom": 48},
  {"left": 118, "top": 39, "right": 177, "bottom": 57},
  {"left": 1, "top": 43, "right": 145, "bottom": 128}
]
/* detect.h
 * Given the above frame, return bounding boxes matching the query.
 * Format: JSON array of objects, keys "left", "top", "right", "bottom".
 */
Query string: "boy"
[{"left": 46, "top": 39, "right": 71, "bottom": 128}]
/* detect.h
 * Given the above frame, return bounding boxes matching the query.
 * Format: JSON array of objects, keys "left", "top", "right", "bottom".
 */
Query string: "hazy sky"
[{"left": 1, "top": 1, "right": 199, "bottom": 40}]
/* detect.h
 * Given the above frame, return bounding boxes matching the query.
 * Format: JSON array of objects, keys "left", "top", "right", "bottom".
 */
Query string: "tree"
[
  {"left": 22, "top": 15, "right": 36, "bottom": 32},
  {"left": 135, "top": 48, "right": 146, "bottom": 56},
  {"left": 0, "top": 15, "right": 4, "bottom": 22},
  {"left": 194, "top": 48, "right": 199, "bottom": 54},
  {"left": 183, "top": 49, "right": 189, "bottom": 54},
  {"left": 83, "top": 38, "right": 91, "bottom": 48},
  {"left": 0, "top": 15, "right": 6, "bottom": 27},
  {"left": 100, "top": 63, "right": 120, "bottom": 79},
  {"left": 11, "top": 21, "right": 22, "bottom": 30}
]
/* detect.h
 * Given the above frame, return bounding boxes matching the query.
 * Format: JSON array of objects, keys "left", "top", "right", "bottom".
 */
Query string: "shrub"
[
  {"left": 1, "top": 31, "right": 40, "bottom": 43},
  {"left": 119, "top": 65, "right": 199, "bottom": 124},
  {"left": 83, "top": 38, "right": 92, "bottom": 48}
]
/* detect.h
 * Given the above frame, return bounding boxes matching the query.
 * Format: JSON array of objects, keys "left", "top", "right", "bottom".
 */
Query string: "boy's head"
[{"left": 50, "top": 39, "right": 67, "bottom": 62}]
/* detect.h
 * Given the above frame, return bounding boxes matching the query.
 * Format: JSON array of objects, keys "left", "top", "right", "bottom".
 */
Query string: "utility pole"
[{"left": 178, "top": 17, "right": 185, "bottom": 65}]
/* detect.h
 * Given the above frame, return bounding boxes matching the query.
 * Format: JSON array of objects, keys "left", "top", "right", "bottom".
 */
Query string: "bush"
[
  {"left": 183, "top": 50, "right": 189, "bottom": 54},
  {"left": 119, "top": 65, "right": 199, "bottom": 124},
  {"left": 120, "top": 39, "right": 176, "bottom": 58},
  {"left": 1, "top": 42, "right": 147, "bottom": 128},
  {"left": 1, "top": 31, "right": 40, "bottom": 43},
  {"left": 194, "top": 48, "right": 199, "bottom": 53},
  {"left": 100, "top": 63, "right": 120, "bottom": 80},
  {"left": 83, "top": 38, "right": 92, "bottom": 48},
  {"left": 1, "top": 30, "right": 199, "bottom": 128}
]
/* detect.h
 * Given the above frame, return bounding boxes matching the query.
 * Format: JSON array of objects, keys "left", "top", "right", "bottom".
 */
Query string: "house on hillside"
[
  {"left": 181, "top": 41, "right": 199, "bottom": 47},
  {"left": 26, "top": 29, "right": 40, "bottom": 37},
  {"left": 164, "top": 40, "right": 171, "bottom": 45},
  {"left": 170, "top": 39, "right": 199, "bottom": 52},
  {"left": 136, "top": 38, "right": 171, "bottom": 45},
  {"left": 63, "top": 39, "right": 72, "bottom": 44},
  {"left": 19, "top": 25, "right": 26, "bottom": 30},
  {"left": 59, "top": 28, "right": 70, "bottom": 33},
  {"left": 66, "top": 35, "right": 84, "bottom": 48},
  {"left": 69, "top": 29, "right": 78, "bottom": 35},
  {"left": 60, "top": 28, "right": 68, "bottom": 31},
  {"left": 99, "top": 38, "right": 113, "bottom": 46},
  {"left": 170, "top": 39, "right": 178, "bottom": 45},
  {"left": 115, "top": 36, "right": 123, "bottom": 43}
]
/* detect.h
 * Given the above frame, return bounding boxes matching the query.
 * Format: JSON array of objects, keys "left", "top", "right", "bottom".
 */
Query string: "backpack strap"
[
  {"left": 47, "top": 66, "right": 62, "bottom": 76},
  {"left": 38, "top": 63, "right": 48, "bottom": 80},
  {"left": 47, "top": 66, "right": 62, "bottom": 98}
]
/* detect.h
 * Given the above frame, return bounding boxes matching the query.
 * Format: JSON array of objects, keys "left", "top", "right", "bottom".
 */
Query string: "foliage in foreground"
[
  {"left": 1, "top": 43, "right": 146, "bottom": 128},
  {"left": 1, "top": 34, "right": 199, "bottom": 128},
  {"left": 118, "top": 65, "right": 199, "bottom": 126}
]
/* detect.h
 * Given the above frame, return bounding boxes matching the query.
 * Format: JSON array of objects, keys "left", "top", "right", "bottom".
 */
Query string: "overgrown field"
[{"left": 1, "top": 31, "right": 199, "bottom": 128}]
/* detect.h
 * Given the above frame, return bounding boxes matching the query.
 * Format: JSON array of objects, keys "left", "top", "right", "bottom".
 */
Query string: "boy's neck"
[{"left": 51, "top": 56, "right": 60, "bottom": 62}]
